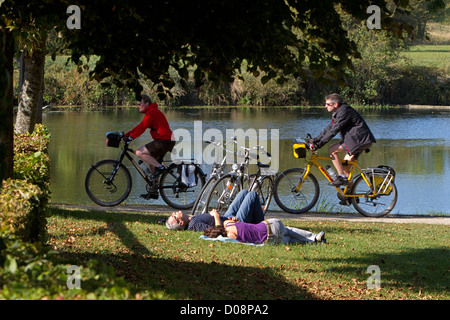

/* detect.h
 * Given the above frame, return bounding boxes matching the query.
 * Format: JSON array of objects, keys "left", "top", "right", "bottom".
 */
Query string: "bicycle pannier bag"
[
  {"left": 293, "top": 143, "right": 307, "bottom": 158},
  {"left": 105, "top": 131, "right": 121, "bottom": 148},
  {"left": 179, "top": 164, "right": 198, "bottom": 187}
]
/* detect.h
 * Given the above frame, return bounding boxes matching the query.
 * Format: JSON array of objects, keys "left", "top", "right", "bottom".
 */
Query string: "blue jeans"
[{"left": 224, "top": 190, "right": 265, "bottom": 224}]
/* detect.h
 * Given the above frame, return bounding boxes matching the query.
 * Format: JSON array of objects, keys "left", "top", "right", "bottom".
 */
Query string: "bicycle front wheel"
[
  {"left": 159, "top": 164, "right": 206, "bottom": 210},
  {"left": 191, "top": 175, "right": 219, "bottom": 215},
  {"left": 350, "top": 173, "right": 398, "bottom": 217},
  {"left": 205, "top": 173, "right": 241, "bottom": 214},
  {"left": 85, "top": 159, "right": 132, "bottom": 206},
  {"left": 273, "top": 168, "right": 319, "bottom": 214}
]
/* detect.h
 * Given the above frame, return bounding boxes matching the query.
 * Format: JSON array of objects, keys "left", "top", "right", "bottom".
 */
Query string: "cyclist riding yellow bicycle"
[{"left": 309, "top": 93, "right": 376, "bottom": 186}]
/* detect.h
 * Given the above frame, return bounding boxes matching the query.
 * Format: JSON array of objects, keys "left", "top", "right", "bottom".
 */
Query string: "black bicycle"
[{"left": 85, "top": 131, "right": 206, "bottom": 210}]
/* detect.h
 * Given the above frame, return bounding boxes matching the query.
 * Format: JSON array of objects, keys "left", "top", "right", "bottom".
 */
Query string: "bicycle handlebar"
[
  {"left": 230, "top": 137, "right": 272, "bottom": 160},
  {"left": 204, "top": 137, "right": 271, "bottom": 161},
  {"left": 294, "top": 133, "right": 314, "bottom": 150},
  {"left": 204, "top": 139, "right": 238, "bottom": 156}
]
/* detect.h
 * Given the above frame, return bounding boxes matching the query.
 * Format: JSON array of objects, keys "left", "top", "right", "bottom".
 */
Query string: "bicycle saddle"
[{"left": 257, "top": 161, "right": 270, "bottom": 168}]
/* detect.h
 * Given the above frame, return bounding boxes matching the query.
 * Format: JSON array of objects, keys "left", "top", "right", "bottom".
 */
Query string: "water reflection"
[{"left": 43, "top": 107, "right": 450, "bottom": 215}]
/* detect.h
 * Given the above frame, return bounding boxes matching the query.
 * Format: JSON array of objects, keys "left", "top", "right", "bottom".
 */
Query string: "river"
[{"left": 43, "top": 106, "right": 450, "bottom": 215}]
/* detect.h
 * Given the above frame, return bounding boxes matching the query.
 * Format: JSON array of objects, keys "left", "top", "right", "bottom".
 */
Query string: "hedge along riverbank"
[
  {"left": 1, "top": 124, "right": 51, "bottom": 242},
  {"left": 0, "top": 124, "right": 170, "bottom": 299}
]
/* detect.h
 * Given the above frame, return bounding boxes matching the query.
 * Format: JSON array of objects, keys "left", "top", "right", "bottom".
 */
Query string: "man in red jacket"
[{"left": 124, "top": 94, "right": 175, "bottom": 198}]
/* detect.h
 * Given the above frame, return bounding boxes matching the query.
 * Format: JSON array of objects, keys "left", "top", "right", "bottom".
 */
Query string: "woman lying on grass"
[{"left": 204, "top": 190, "right": 326, "bottom": 245}]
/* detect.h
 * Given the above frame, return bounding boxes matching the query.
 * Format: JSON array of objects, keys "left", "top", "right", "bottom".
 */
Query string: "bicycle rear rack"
[{"left": 361, "top": 165, "right": 396, "bottom": 195}]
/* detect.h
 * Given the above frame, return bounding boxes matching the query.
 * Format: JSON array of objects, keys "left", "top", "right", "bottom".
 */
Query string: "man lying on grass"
[{"left": 166, "top": 190, "right": 265, "bottom": 232}]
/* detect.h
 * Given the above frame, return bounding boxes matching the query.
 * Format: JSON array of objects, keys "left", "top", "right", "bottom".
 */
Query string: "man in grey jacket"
[{"left": 310, "top": 93, "right": 376, "bottom": 186}]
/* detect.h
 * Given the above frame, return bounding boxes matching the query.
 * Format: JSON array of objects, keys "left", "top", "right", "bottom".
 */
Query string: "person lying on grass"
[
  {"left": 204, "top": 191, "right": 326, "bottom": 245},
  {"left": 166, "top": 190, "right": 265, "bottom": 232},
  {"left": 204, "top": 219, "right": 325, "bottom": 245}
]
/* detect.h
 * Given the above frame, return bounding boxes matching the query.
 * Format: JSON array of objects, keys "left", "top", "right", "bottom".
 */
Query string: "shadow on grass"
[
  {"left": 48, "top": 207, "right": 317, "bottom": 299},
  {"left": 57, "top": 251, "right": 315, "bottom": 299},
  {"left": 316, "top": 247, "right": 449, "bottom": 297},
  {"left": 297, "top": 223, "right": 449, "bottom": 298}
]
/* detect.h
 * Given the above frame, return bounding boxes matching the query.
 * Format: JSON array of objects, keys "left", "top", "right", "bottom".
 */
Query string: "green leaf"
[{"left": 6, "top": 256, "right": 18, "bottom": 274}]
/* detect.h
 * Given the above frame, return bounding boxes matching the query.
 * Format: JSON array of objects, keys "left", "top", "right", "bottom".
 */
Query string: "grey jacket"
[{"left": 313, "top": 103, "right": 376, "bottom": 154}]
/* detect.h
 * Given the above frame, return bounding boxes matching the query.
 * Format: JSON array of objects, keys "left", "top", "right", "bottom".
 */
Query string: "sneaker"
[
  {"left": 152, "top": 166, "right": 165, "bottom": 178},
  {"left": 140, "top": 192, "right": 159, "bottom": 200},
  {"left": 315, "top": 231, "right": 326, "bottom": 243},
  {"left": 329, "top": 176, "right": 348, "bottom": 186}
]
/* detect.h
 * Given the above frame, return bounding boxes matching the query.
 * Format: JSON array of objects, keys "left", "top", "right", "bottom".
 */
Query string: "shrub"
[
  {"left": 13, "top": 132, "right": 51, "bottom": 192},
  {"left": 0, "top": 232, "right": 170, "bottom": 299},
  {"left": 0, "top": 124, "right": 51, "bottom": 242},
  {"left": 1, "top": 124, "right": 170, "bottom": 299},
  {"left": 0, "top": 179, "right": 46, "bottom": 243}
]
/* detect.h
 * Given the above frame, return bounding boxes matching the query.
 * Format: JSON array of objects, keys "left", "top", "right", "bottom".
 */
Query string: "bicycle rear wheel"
[
  {"left": 159, "top": 164, "right": 206, "bottom": 210},
  {"left": 273, "top": 168, "right": 319, "bottom": 214},
  {"left": 205, "top": 173, "right": 241, "bottom": 214},
  {"left": 85, "top": 159, "right": 132, "bottom": 206},
  {"left": 251, "top": 175, "right": 274, "bottom": 214},
  {"left": 350, "top": 173, "right": 398, "bottom": 217}
]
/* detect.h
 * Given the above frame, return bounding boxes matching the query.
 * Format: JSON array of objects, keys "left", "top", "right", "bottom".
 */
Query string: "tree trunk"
[
  {"left": 416, "top": 20, "right": 428, "bottom": 41},
  {"left": 14, "top": 34, "right": 47, "bottom": 134},
  {"left": 0, "top": 31, "right": 14, "bottom": 182}
]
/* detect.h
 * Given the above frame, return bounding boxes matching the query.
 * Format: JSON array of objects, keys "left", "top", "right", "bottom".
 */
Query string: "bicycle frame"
[
  {"left": 228, "top": 139, "right": 271, "bottom": 191},
  {"left": 205, "top": 138, "right": 273, "bottom": 212},
  {"left": 113, "top": 141, "right": 202, "bottom": 190},
  {"left": 206, "top": 139, "right": 238, "bottom": 178},
  {"left": 296, "top": 153, "right": 373, "bottom": 199},
  {"left": 111, "top": 142, "right": 153, "bottom": 184}
]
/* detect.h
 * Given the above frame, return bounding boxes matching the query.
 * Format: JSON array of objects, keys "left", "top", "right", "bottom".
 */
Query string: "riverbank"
[{"left": 50, "top": 203, "right": 450, "bottom": 225}]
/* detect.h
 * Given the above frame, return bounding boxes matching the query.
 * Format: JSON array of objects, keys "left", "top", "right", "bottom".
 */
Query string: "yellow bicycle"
[{"left": 273, "top": 135, "right": 397, "bottom": 217}]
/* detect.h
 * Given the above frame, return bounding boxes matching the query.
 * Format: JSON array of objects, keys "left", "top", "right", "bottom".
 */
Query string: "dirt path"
[{"left": 51, "top": 203, "right": 450, "bottom": 225}]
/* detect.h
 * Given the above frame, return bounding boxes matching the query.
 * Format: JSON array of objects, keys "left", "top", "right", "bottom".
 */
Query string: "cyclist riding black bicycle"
[
  {"left": 123, "top": 94, "right": 175, "bottom": 199},
  {"left": 309, "top": 93, "right": 376, "bottom": 186}
]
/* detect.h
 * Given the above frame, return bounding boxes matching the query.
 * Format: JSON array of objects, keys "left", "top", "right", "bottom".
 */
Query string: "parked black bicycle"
[{"left": 85, "top": 131, "right": 206, "bottom": 209}]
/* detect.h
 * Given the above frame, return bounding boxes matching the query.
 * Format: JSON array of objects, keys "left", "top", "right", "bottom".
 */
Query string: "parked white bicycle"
[
  {"left": 203, "top": 138, "right": 276, "bottom": 215},
  {"left": 191, "top": 138, "right": 237, "bottom": 215}
]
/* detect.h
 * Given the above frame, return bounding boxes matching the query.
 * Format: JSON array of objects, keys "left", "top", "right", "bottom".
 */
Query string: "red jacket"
[{"left": 124, "top": 103, "right": 173, "bottom": 141}]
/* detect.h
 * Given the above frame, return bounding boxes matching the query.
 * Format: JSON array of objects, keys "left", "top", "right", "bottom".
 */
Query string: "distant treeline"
[
  {"left": 35, "top": 56, "right": 448, "bottom": 107},
  {"left": 17, "top": 21, "right": 450, "bottom": 108}
]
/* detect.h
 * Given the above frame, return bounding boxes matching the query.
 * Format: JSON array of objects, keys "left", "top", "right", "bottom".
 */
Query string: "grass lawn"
[
  {"left": 46, "top": 206, "right": 449, "bottom": 300},
  {"left": 403, "top": 45, "right": 450, "bottom": 71}
]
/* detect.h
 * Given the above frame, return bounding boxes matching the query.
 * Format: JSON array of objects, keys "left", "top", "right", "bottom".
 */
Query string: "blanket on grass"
[{"left": 199, "top": 235, "right": 264, "bottom": 246}]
